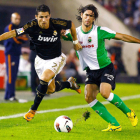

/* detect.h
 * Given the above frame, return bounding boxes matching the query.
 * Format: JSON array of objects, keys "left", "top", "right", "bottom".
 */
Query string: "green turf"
[{"left": 0, "top": 83, "right": 140, "bottom": 140}]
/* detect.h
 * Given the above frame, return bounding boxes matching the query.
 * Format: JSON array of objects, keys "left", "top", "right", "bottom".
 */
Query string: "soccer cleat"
[
  {"left": 67, "top": 77, "right": 81, "bottom": 94},
  {"left": 24, "top": 109, "right": 36, "bottom": 122},
  {"left": 102, "top": 123, "right": 122, "bottom": 132},
  {"left": 127, "top": 108, "right": 138, "bottom": 127}
]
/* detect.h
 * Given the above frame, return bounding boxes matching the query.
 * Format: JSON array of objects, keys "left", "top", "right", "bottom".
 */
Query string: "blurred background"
[{"left": 0, "top": 0, "right": 140, "bottom": 92}]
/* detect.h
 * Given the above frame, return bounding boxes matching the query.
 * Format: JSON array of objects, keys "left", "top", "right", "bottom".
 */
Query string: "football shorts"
[
  {"left": 35, "top": 53, "right": 66, "bottom": 85},
  {"left": 85, "top": 63, "right": 116, "bottom": 90}
]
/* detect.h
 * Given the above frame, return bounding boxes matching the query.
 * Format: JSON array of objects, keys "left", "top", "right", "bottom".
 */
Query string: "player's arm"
[
  {"left": 61, "top": 29, "right": 73, "bottom": 41},
  {"left": 70, "top": 22, "right": 77, "bottom": 41},
  {"left": 70, "top": 22, "right": 82, "bottom": 51},
  {"left": 114, "top": 33, "right": 140, "bottom": 43},
  {"left": 0, "top": 30, "right": 16, "bottom": 41}
]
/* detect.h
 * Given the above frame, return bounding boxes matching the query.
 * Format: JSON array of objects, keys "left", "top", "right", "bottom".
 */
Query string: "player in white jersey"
[{"left": 62, "top": 4, "right": 140, "bottom": 131}]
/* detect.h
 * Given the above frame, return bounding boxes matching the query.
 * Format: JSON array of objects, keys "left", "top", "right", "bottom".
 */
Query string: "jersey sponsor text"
[
  {"left": 82, "top": 44, "right": 94, "bottom": 48},
  {"left": 38, "top": 35, "right": 58, "bottom": 42}
]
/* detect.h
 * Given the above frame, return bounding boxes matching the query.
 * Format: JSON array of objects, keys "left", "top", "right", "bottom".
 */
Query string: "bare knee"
[
  {"left": 85, "top": 84, "right": 98, "bottom": 103},
  {"left": 47, "top": 87, "right": 55, "bottom": 94},
  {"left": 85, "top": 93, "right": 96, "bottom": 104},
  {"left": 100, "top": 91, "right": 108, "bottom": 99},
  {"left": 41, "top": 76, "right": 50, "bottom": 83},
  {"left": 100, "top": 88, "right": 110, "bottom": 99},
  {"left": 100, "top": 83, "right": 111, "bottom": 99},
  {"left": 40, "top": 69, "right": 55, "bottom": 82}
]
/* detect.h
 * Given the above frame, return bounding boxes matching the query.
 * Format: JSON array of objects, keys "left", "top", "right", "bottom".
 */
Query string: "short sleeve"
[
  {"left": 15, "top": 19, "right": 37, "bottom": 36},
  {"left": 51, "top": 18, "right": 72, "bottom": 30},
  {"left": 98, "top": 27, "right": 116, "bottom": 40}
]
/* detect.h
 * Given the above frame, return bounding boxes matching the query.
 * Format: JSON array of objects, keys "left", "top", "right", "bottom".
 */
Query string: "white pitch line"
[{"left": 0, "top": 94, "right": 140, "bottom": 120}]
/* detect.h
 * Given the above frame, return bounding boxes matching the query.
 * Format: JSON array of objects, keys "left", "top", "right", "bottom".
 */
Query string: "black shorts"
[{"left": 85, "top": 63, "right": 116, "bottom": 90}]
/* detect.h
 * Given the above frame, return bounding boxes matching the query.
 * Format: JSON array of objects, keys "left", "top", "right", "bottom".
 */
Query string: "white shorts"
[{"left": 35, "top": 53, "right": 66, "bottom": 84}]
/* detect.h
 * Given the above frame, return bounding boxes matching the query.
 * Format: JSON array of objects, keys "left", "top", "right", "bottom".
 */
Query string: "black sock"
[
  {"left": 31, "top": 80, "right": 48, "bottom": 110},
  {"left": 55, "top": 81, "right": 70, "bottom": 92}
]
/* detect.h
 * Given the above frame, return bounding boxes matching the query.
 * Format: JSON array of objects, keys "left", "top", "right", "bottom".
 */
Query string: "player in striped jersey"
[{"left": 62, "top": 4, "right": 140, "bottom": 131}]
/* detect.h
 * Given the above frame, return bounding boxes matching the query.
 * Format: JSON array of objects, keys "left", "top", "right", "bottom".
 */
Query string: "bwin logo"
[{"left": 38, "top": 35, "right": 58, "bottom": 42}]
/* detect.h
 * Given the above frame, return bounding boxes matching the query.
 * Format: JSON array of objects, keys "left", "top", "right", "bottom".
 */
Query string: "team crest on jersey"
[
  {"left": 53, "top": 30, "right": 57, "bottom": 36},
  {"left": 88, "top": 37, "right": 92, "bottom": 43}
]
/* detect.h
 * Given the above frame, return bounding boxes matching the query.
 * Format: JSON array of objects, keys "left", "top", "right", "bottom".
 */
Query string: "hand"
[
  {"left": 60, "top": 29, "right": 68, "bottom": 38},
  {"left": 74, "top": 42, "right": 82, "bottom": 51}
]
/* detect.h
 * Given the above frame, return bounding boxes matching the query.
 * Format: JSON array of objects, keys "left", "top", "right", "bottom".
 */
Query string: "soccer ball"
[{"left": 54, "top": 115, "right": 73, "bottom": 132}]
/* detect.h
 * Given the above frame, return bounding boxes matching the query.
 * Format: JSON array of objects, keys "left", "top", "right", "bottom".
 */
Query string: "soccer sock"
[
  {"left": 55, "top": 81, "right": 70, "bottom": 92},
  {"left": 31, "top": 80, "right": 48, "bottom": 110},
  {"left": 89, "top": 99, "right": 120, "bottom": 126},
  {"left": 107, "top": 93, "right": 131, "bottom": 114}
]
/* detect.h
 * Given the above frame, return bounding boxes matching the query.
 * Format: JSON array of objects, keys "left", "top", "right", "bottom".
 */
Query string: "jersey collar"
[{"left": 81, "top": 25, "right": 93, "bottom": 34}]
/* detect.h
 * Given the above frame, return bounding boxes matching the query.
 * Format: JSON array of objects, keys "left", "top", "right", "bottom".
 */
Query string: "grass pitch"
[{"left": 0, "top": 83, "right": 140, "bottom": 140}]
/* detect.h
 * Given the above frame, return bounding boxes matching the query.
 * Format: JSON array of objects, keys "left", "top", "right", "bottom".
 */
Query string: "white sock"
[
  {"left": 88, "top": 99, "right": 98, "bottom": 107},
  {"left": 106, "top": 92, "right": 114, "bottom": 101}
]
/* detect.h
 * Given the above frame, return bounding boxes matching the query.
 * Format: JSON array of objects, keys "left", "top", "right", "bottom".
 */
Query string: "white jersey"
[{"left": 76, "top": 25, "right": 116, "bottom": 70}]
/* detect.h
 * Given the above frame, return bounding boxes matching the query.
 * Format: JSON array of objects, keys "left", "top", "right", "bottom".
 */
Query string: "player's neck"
[
  {"left": 45, "top": 24, "right": 49, "bottom": 29},
  {"left": 43, "top": 23, "right": 49, "bottom": 29},
  {"left": 82, "top": 24, "right": 93, "bottom": 33}
]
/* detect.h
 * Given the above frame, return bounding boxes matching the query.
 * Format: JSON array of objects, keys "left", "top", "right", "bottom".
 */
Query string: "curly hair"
[
  {"left": 36, "top": 4, "right": 50, "bottom": 15},
  {"left": 76, "top": 4, "right": 99, "bottom": 22}
]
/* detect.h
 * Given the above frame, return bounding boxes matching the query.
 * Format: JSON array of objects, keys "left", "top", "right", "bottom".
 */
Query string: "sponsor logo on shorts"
[
  {"left": 16, "top": 28, "right": 24, "bottom": 35},
  {"left": 104, "top": 74, "right": 114, "bottom": 81}
]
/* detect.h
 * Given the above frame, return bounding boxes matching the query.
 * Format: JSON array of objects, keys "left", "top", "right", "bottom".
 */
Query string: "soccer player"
[
  {"left": 0, "top": 4, "right": 82, "bottom": 121},
  {"left": 62, "top": 4, "right": 139, "bottom": 131}
]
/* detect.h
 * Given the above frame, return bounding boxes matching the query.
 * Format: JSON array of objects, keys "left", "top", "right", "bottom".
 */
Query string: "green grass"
[{"left": 0, "top": 83, "right": 140, "bottom": 140}]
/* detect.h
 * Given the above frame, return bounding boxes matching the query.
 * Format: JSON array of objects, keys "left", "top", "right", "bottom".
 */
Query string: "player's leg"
[
  {"left": 46, "top": 77, "right": 81, "bottom": 94},
  {"left": 46, "top": 78, "right": 71, "bottom": 94},
  {"left": 55, "top": 77, "right": 81, "bottom": 93},
  {"left": 24, "top": 69, "right": 55, "bottom": 121},
  {"left": 53, "top": 53, "right": 81, "bottom": 94},
  {"left": 46, "top": 79, "right": 55, "bottom": 94},
  {"left": 100, "top": 83, "right": 138, "bottom": 127},
  {"left": 24, "top": 53, "right": 67, "bottom": 121},
  {"left": 32, "top": 69, "right": 55, "bottom": 109},
  {"left": 85, "top": 84, "right": 121, "bottom": 131},
  {"left": 101, "top": 62, "right": 138, "bottom": 127}
]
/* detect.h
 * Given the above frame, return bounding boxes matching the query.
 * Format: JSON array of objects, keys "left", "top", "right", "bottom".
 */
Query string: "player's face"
[
  {"left": 81, "top": 10, "right": 95, "bottom": 27},
  {"left": 36, "top": 12, "right": 51, "bottom": 29}
]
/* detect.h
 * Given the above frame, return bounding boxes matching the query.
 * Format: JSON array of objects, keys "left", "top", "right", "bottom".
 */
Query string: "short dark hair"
[
  {"left": 36, "top": 4, "right": 50, "bottom": 15},
  {"left": 76, "top": 4, "right": 99, "bottom": 23}
]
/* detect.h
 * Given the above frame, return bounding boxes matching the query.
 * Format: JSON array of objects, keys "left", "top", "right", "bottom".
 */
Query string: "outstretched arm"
[
  {"left": 0, "top": 30, "right": 16, "bottom": 41},
  {"left": 114, "top": 32, "right": 140, "bottom": 43}
]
